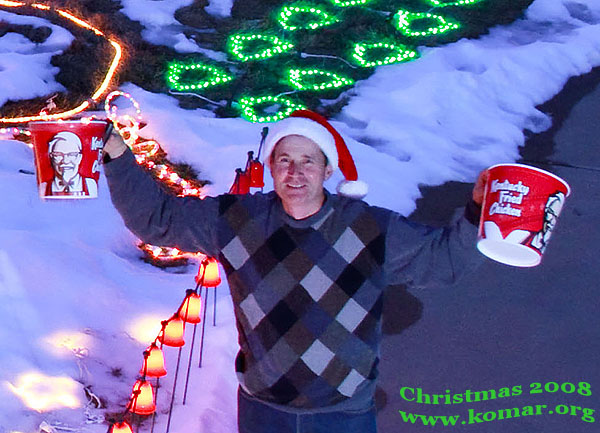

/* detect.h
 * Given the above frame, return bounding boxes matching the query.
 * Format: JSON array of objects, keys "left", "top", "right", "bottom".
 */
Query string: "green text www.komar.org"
[{"left": 399, "top": 403, "right": 596, "bottom": 426}]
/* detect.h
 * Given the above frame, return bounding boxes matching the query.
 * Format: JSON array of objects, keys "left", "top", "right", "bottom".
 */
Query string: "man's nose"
[{"left": 287, "top": 161, "right": 299, "bottom": 175}]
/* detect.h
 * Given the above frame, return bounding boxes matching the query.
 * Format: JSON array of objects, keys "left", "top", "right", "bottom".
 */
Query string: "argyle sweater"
[{"left": 104, "top": 150, "right": 481, "bottom": 411}]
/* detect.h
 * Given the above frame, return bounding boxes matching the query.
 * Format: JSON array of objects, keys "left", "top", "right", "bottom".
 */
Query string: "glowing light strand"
[
  {"left": 287, "top": 68, "right": 354, "bottom": 91},
  {"left": 238, "top": 95, "right": 306, "bottom": 123},
  {"left": 227, "top": 33, "right": 295, "bottom": 62},
  {"left": 0, "top": 2, "right": 123, "bottom": 124},
  {"left": 329, "top": 0, "right": 373, "bottom": 7},
  {"left": 277, "top": 4, "right": 339, "bottom": 31},
  {"left": 104, "top": 91, "right": 207, "bottom": 262},
  {"left": 104, "top": 91, "right": 204, "bottom": 198},
  {"left": 426, "top": 0, "right": 485, "bottom": 7},
  {"left": 166, "top": 62, "right": 234, "bottom": 92},
  {"left": 351, "top": 41, "right": 419, "bottom": 68},
  {"left": 393, "top": 10, "right": 461, "bottom": 37}
]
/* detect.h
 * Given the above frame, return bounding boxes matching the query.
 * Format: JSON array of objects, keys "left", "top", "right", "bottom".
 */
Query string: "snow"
[
  {"left": 0, "top": 0, "right": 599, "bottom": 431},
  {"left": 0, "top": 11, "right": 73, "bottom": 108}
]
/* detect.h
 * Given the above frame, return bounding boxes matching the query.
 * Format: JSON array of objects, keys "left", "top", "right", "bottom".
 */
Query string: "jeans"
[{"left": 237, "top": 388, "right": 378, "bottom": 433}]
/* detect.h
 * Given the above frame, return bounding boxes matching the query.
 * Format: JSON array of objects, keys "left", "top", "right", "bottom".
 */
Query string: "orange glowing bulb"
[
  {"left": 140, "top": 344, "right": 167, "bottom": 378},
  {"left": 109, "top": 421, "right": 133, "bottom": 433},
  {"left": 129, "top": 380, "right": 155, "bottom": 416},
  {"left": 158, "top": 318, "right": 185, "bottom": 347},
  {"left": 178, "top": 292, "right": 202, "bottom": 324},
  {"left": 197, "top": 257, "right": 221, "bottom": 287}
]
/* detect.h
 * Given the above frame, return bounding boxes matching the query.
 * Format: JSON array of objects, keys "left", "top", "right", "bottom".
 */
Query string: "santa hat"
[{"left": 263, "top": 110, "right": 368, "bottom": 199}]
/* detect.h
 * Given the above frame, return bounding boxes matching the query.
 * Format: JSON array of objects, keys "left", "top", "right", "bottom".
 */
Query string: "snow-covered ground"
[{"left": 0, "top": 0, "right": 599, "bottom": 431}]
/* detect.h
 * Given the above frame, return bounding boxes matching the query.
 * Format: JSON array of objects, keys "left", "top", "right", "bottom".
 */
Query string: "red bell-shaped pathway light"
[
  {"left": 196, "top": 257, "right": 221, "bottom": 287},
  {"left": 140, "top": 342, "right": 167, "bottom": 378},
  {"left": 178, "top": 290, "right": 202, "bottom": 324},
  {"left": 129, "top": 379, "right": 156, "bottom": 416},
  {"left": 158, "top": 317, "right": 185, "bottom": 347},
  {"left": 108, "top": 421, "right": 133, "bottom": 433}
]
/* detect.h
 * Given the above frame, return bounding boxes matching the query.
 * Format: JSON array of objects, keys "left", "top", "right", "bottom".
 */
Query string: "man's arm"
[
  {"left": 384, "top": 171, "right": 488, "bottom": 289},
  {"left": 102, "top": 134, "right": 221, "bottom": 257}
]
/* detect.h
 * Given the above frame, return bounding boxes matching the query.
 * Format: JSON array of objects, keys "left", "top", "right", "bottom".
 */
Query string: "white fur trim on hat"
[
  {"left": 263, "top": 117, "right": 339, "bottom": 169},
  {"left": 336, "top": 179, "right": 368, "bottom": 199}
]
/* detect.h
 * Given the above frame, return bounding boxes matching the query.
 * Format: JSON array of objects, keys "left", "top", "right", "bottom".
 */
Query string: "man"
[
  {"left": 103, "top": 110, "right": 487, "bottom": 432},
  {"left": 41, "top": 131, "right": 97, "bottom": 197}
]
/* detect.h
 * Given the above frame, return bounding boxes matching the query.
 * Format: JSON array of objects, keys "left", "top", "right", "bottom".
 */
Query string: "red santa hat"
[{"left": 263, "top": 110, "right": 368, "bottom": 199}]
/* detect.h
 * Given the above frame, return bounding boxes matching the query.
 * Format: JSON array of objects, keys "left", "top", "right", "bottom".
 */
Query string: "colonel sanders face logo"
[
  {"left": 48, "top": 131, "right": 83, "bottom": 183},
  {"left": 531, "top": 191, "right": 565, "bottom": 253}
]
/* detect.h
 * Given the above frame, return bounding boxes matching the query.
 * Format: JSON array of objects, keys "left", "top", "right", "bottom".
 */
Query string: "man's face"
[
  {"left": 270, "top": 135, "right": 333, "bottom": 219},
  {"left": 50, "top": 138, "right": 82, "bottom": 181},
  {"left": 543, "top": 207, "right": 558, "bottom": 235}
]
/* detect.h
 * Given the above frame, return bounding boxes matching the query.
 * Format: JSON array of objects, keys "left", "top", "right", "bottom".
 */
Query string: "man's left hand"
[{"left": 472, "top": 169, "right": 489, "bottom": 206}]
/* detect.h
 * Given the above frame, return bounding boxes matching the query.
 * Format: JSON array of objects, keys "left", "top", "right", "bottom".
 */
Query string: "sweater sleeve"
[
  {"left": 383, "top": 206, "right": 483, "bottom": 289},
  {"left": 103, "top": 149, "right": 221, "bottom": 257}
]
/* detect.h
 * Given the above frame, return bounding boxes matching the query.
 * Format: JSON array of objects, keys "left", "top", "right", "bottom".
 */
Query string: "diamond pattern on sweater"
[
  {"left": 338, "top": 369, "right": 365, "bottom": 397},
  {"left": 334, "top": 227, "right": 365, "bottom": 263},
  {"left": 240, "top": 293, "right": 266, "bottom": 329},
  {"left": 301, "top": 302, "right": 334, "bottom": 339},
  {"left": 335, "top": 264, "right": 366, "bottom": 297},
  {"left": 335, "top": 298, "right": 368, "bottom": 333},
  {"left": 265, "top": 300, "right": 297, "bottom": 336},
  {"left": 222, "top": 236, "right": 250, "bottom": 269},
  {"left": 263, "top": 263, "right": 297, "bottom": 299},
  {"left": 266, "top": 228, "right": 296, "bottom": 261},
  {"left": 301, "top": 266, "right": 333, "bottom": 301},
  {"left": 217, "top": 193, "right": 391, "bottom": 408},
  {"left": 301, "top": 340, "right": 335, "bottom": 375}
]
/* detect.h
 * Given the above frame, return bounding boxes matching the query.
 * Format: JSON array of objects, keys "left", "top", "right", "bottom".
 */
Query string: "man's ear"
[{"left": 324, "top": 164, "right": 334, "bottom": 181}]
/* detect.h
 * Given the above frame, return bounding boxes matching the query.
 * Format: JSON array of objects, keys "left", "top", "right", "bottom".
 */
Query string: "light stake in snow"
[
  {"left": 197, "top": 257, "right": 221, "bottom": 369},
  {"left": 158, "top": 318, "right": 185, "bottom": 347},
  {"left": 180, "top": 289, "right": 202, "bottom": 406},
  {"left": 129, "top": 380, "right": 156, "bottom": 416},
  {"left": 141, "top": 343, "right": 167, "bottom": 378}
]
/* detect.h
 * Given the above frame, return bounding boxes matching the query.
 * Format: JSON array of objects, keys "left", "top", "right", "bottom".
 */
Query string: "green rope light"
[
  {"left": 278, "top": 4, "right": 339, "bottom": 31},
  {"left": 329, "top": 0, "right": 373, "bottom": 8},
  {"left": 425, "top": 0, "right": 485, "bottom": 7},
  {"left": 351, "top": 41, "right": 418, "bottom": 68},
  {"left": 239, "top": 95, "right": 307, "bottom": 123},
  {"left": 287, "top": 68, "right": 354, "bottom": 91},
  {"left": 166, "top": 62, "right": 234, "bottom": 91},
  {"left": 393, "top": 10, "right": 460, "bottom": 37},
  {"left": 228, "top": 33, "right": 295, "bottom": 61}
]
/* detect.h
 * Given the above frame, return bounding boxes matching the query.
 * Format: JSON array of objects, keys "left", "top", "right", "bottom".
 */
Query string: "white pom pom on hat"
[{"left": 263, "top": 110, "right": 368, "bottom": 199}]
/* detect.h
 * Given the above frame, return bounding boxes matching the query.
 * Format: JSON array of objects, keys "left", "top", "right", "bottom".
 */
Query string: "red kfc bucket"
[
  {"left": 477, "top": 163, "right": 571, "bottom": 267},
  {"left": 29, "top": 120, "right": 109, "bottom": 199}
]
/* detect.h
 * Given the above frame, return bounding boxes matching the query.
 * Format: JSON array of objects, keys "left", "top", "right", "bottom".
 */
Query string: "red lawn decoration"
[
  {"left": 129, "top": 380, "right": 156, "bottom": 415},
  {"left": 140, "top": 342, "right": 167, "bottom": 377}
]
